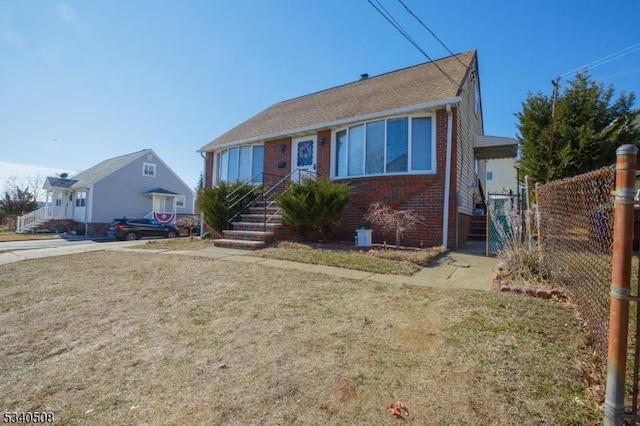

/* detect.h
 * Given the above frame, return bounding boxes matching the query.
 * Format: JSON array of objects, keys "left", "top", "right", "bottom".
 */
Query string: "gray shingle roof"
[
  {"left": 45, "top": 177, "right": 78, "bottom": 188},
  {"left": 69, "top": 149, "right": 150, "bottom": 188},
  {"left": 145, "top": 188, "right": 179, "bottom": 195},
  {"left": 200, "top": 50, "right": 476, "bottom": 151}
]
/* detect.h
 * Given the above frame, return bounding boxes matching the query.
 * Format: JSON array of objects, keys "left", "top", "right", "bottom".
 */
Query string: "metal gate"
[{"left": 486, "top": 194, "right": 518, "bottom": 255}]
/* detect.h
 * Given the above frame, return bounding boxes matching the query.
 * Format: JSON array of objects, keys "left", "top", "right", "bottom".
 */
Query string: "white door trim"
[{"left": 291, "top": 135, "right": 317, "bottom": 182}]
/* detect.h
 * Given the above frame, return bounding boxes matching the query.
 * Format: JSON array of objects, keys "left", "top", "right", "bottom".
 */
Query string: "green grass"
[{"left": 255, "top": 245, "right": 421, "bottom": 275}]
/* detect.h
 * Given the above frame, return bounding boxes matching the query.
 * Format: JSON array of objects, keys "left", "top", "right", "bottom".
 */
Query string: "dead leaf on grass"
[{"left": 388, "top": 400, "right": 409, "bottom": 420}]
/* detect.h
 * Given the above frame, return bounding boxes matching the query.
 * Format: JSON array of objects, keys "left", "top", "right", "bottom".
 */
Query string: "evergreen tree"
[
  {"left": 517, "top": 72, "right": 639, "bottom": 182},
  {"left": 0, "top": 185, "right": 38, "bottom": 217}
]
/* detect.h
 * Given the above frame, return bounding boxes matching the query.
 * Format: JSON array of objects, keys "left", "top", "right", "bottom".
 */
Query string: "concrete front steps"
[
  {"left": 468, "top": 214, "right": 487, "bottom": 241},
  {"left": 213, "top": 201, "right": 283, "bottom": 250}
]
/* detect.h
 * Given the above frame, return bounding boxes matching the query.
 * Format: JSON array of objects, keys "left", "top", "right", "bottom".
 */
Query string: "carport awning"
[{"left": 474, "top": 135, "right": 517, "bottom": 159}]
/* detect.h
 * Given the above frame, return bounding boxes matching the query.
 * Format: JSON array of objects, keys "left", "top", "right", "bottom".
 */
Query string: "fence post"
[
  {"left": 525, "top": 175, "right": 533, "bottom": 248},
  {"left": 604, "top": 144, "right": 638, "bottom": 425}
]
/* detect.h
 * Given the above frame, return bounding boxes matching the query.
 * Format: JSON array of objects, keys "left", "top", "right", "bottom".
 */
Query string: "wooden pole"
[{"left": 546, "top": 78, "right": 560, "bottom": 183}]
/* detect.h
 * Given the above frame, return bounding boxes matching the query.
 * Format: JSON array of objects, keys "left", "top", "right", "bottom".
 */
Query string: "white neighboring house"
[
  {"left": 16, "top": 149, "right": 195, "bottom": 235},
  {"left": 484, "top": 158, "right": 518, "bottom": 196}
]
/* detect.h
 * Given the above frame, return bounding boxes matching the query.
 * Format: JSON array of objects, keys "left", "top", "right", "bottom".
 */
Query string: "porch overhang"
[
  {"left": 44, "top": 176, "right": 78, "bottom": 190},
  {"left": 474, "top": 135, "right": 518, "bottom": 160},
  {"left": 144, "top": 188, "right": 179, "bottom": 196}
]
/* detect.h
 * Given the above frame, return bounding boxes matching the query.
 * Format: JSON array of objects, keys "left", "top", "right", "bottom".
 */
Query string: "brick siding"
[
  {"left": 320, "top": 108, "right": 458, "bottom": 248},
  {"left": 264, "top": 137, "right": 292, "bottom": 187}
]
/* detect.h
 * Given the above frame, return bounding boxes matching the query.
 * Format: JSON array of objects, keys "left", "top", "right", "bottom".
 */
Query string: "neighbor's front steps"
[{"left": 213, "top": 201, "right": 282, "bottom": 250}]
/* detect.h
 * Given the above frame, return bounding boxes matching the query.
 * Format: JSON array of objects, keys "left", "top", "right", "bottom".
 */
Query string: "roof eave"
[{"left": 199, "top": 97, "right": 462, "bottom": 152}]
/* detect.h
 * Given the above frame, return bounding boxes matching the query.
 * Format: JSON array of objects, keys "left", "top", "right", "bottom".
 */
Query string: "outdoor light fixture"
[
  {"left": 319, "top": 136, "right": 326, "bottom": 146},
  {"left": 280, "top": 144, "right": 286, "bottom": 154}
]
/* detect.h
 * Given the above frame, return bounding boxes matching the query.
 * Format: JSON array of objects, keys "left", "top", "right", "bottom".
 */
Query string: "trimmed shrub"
[
  {"left": 197, "top": 182, "right": 259, "bottom": 233},
  {"left": 276, "top": 177, "right": 350, "bottom": 240}
]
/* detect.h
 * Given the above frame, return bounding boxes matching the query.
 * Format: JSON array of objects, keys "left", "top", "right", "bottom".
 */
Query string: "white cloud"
[{"left": 56, "top": 3, "right": 76, "bottom": 23}]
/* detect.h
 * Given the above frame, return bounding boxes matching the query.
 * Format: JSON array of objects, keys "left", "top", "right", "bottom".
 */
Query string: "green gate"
[{"left": 487, "top": 194, "right": 518, "bottom": 255}]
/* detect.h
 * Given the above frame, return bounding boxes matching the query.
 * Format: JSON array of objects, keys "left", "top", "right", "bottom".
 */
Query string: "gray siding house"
[{"left": 17, "top": 149, "right": 194, "bottom": 235}]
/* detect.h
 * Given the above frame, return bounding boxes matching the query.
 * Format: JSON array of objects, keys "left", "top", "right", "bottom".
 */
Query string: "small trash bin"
[{"left": 356, "top": 229, "right": 372, "bottom": 247}]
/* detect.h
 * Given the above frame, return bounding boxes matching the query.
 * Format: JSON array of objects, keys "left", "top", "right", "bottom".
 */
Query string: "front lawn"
[
  {"left": 0, "top": 231, "right": 62, "bottom": 242},
  {"left": 0, "top": 251, "right": 600, "bottom": 424},
  {"left": 255, "top": 241, "right": 447, "bottom": 276}
]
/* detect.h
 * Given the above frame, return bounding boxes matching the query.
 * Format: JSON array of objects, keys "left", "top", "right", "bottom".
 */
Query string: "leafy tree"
[
  {"left": 517, "top": 72, "right": 640, "bottom": 182},
  {"left": 0, "top": 185, "right": 38, "bottom": 217},
  {"left": 277, "top": 177, "right": 350, "bottom": 240},
  {"left": 197, "top": 181, "right": 259, "bottom": 233}
]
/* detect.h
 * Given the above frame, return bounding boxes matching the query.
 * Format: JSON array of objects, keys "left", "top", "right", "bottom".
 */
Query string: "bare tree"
[
  {"left": 27, "top": 175, "right": 44, "bottom": 203},
  {"left": 365, "top": 202, "right": 424, "bottom": 248}
]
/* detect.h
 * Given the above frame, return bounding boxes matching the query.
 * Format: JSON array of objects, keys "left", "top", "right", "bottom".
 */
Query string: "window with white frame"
[
  {"left": 176, "top": 195, "right": 185, "bottom": 208},
  {"left": 216, "top": 145, "right": 264, "bottom": 184},
  {"left": 75, "top": 191, "right": 86, "bottom": 207},
  {"left": 143, "top": 162, "right": 156, "bottom": 177},
  {"left": 334, "top": 115, "right": 434, "bottom": 178}
]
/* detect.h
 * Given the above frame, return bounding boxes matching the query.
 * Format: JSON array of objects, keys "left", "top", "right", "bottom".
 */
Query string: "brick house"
[{"left": 199, "top": 50, "right": 516, "bottom": 249}]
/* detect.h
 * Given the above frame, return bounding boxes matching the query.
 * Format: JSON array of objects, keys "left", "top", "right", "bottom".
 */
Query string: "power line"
[
  {"left": 596, "top": 66, "right": 640, "bottom": 81},
  {"left": 395, "top": 0, "right": 466, "bottom": 68},
  {"left": 364, "top": 0, "right": 460, "bottom": 88},
  {"left": 561, "top": 42, "right": 640, "bottom": 78}
]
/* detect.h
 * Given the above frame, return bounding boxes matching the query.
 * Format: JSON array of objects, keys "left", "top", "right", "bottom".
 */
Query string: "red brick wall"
[
  {"left": 316, "top": 129, "right": 331, "bottom": 177},
  {"left": 204, "top": 152, "right": 214, "bottom": 188},
  {"left": 326, "top": 108, "right": 457, "bottom": 248},
  {"left": 264, "top": 137, "right": 292, "bottom": 187},
  {"left": 201, "top": 108, "right": 464, "bottom": 249}
]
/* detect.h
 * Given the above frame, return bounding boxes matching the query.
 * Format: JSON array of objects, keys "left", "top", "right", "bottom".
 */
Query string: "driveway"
[
  {"left": 0, "top": 239, "right": 139, "bottom": 265},
  {"left": 0, "top": 237, "right": 113, "bottom": 251}
]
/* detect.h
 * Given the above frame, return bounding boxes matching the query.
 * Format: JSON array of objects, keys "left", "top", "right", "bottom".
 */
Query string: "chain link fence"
[{"left": 535, "top": 165, "right": 616, "bottom": 369}]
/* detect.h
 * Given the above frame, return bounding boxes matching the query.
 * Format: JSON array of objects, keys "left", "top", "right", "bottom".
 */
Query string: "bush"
[
  {"left": 276, "top": 177, "right": 350, "bottom": 240},
  {"left": 197, "top": 182, "right": 259, "bottom": 233},
  {"left": 365, "top": 202, "right": 424, "bottom": 248}
]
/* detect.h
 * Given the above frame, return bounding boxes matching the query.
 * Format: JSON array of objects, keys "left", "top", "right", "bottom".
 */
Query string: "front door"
[{"left": 291, "top": 135, "right": 317, "bottom": 182}]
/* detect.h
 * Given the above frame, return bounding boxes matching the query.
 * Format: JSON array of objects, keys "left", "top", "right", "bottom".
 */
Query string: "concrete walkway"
[{"left": 0, "top": 239, "right": 497, "bottom": 291}]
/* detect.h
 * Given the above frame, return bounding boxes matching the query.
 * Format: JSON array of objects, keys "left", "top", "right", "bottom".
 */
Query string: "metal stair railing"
[
  {"left": 478, "top": 178, "right": 487, "bottom": 214},
  {"left": 225, "top": 172, "right": 287, "bottom": 230},
  {"left": 259, "top": 169, "right": 318, "bottom": 232},
  {"left": 224, "top": 168, "right": 319, "bottom": 233}
]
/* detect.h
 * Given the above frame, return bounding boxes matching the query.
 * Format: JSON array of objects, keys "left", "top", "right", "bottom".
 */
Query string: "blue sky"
[{"left": 1, "top": 0, "right": 639, "bottom": 191}]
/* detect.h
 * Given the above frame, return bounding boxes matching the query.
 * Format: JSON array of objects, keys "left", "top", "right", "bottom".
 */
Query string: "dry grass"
[
  {"left": 0, "top": 231, "right": 62, "bottom": 242},
  {"left": 255, "top": 242, "right": 446, "bottom": 276},
  {"left": 0, "top": 251, "right": 600, "bottom": 425},
  {"left": 138, "top": 238, "right": 212, "bottom": 251}
]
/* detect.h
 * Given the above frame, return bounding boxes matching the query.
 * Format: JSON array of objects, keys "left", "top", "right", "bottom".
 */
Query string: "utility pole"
[{"left": 546, "top": 78, "right": 560, "bottom": 182}]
